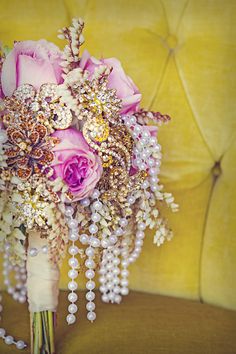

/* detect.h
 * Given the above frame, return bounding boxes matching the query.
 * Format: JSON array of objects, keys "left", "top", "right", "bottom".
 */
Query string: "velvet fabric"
[{"left": 0, "top": 1, "right": 235, "bottom": 352}]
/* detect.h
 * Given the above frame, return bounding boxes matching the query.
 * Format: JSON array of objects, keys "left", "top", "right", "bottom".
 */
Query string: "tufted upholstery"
[{"left": 0, "top": 1, "right": 235, "bottom": 353}]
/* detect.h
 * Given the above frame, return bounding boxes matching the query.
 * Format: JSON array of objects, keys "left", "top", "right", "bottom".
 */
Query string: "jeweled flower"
[
  {"left": 4, "top": 121, "right": 57, "bottom": 180},
  {"left": 58, "top": 67, "right": 122, "bottom": 124}
]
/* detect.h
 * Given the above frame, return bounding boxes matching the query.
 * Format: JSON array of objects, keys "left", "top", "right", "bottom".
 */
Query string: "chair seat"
[{"left": 1, "top": 291, "right": 235, "bottom": 354}]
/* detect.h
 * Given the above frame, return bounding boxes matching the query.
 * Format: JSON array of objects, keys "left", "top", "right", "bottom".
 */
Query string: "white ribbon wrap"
[{"left": 26, "top": 231, "right": 60, "bottom": 313}]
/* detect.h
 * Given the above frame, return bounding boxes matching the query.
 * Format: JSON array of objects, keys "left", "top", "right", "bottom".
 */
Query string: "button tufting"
[
  {"left": 212, "top": 161, "right": 222, "bottom": 178},
  {"left": 166, "top": 34, "right": 178, "bottom": 50}
]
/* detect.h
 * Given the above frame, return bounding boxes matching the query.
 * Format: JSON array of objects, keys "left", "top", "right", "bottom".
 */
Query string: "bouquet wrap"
[{"left": 27, "top": 231, "right": 60, "bottom": 313}]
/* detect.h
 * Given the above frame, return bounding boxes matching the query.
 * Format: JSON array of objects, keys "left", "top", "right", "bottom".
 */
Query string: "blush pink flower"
[
  {"left": 51, "top": 128, "right": 103, "bottom": 201},
  {"left": 1, "top": 40, "right": 63, "bottom": 97},
  {"left": 79, "top": 50, "right": 141, "bottom": 115}
]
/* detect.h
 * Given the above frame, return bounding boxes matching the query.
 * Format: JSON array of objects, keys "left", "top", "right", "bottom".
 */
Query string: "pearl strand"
[
  {"left": 85, "top": 246, "right": 96, "bottom": 322},
  {"left": 0, "top": 244, "right": 26, "bottom": 350},
  {"left": 3, "top": 243, "right": 27, "bottom": 304},
  {"left": 65, "top": 205, "right": 79, "bottom": 325},
  {"left": 99, "top": 246, "right": 121, "bottom": 304}
]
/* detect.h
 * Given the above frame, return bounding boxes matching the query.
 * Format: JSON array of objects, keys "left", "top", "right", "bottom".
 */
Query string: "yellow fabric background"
[{"left": 0, "top": 0, "right": 235, "bottom": 314}]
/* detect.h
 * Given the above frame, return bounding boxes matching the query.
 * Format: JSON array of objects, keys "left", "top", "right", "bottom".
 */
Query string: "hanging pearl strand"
[
  {"left": 83, "top": 189, "right": 104, "bottom": 323},
  {"left": 0, "top": 243, "right": 26, "bottom": 350},
  {"left": 3, "top": 243, "right": 27, "bottom": 304},
  {"left": 64, "top": 205, "right": 79, "bottom": 325}
]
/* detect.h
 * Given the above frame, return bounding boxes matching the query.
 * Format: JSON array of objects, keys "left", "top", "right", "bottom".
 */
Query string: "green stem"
[{"left": 48, "top": 311, "right": 55, "bottom": 354}]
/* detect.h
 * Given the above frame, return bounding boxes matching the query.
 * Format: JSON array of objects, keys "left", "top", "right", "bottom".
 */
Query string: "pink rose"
[
  {"left": 79, "top": 50, "right": 141, "bottom": 114},
  {"left": 1, "top": 40, "right": 63, "bottom": 97},
  {"left": 51, "top": 128, "right": 103, "bottom": 201}
]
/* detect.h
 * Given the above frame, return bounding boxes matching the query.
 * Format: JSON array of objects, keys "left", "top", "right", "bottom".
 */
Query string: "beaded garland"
[{"left": 0, "top": 17, "right": 179, "bottom": 351}]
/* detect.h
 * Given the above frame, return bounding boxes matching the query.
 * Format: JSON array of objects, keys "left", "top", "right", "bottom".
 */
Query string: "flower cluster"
[{"left": 0, "top": 17, "right": 178, "bottom": 337}]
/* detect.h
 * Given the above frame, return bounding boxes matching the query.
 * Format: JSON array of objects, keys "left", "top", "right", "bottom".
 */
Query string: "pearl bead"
[
  {"left": 91, "top": 189, "right": 100, "bottom": 199},
  {"left": 121, "top": 260, "right": 129, "bottom": 267},
  {"left": 135, "top": 239, "right": 143, "bottom": 247},
  {"left": 150, "top": 137, "right": 156, "bottom": 145},
  {"left": 69, "top": 245, "right": 79, "bottom": 256},
  {"left": 85, "top": 269, "right": 95, "bottom": 279},
  {"left": 108, "top": 292, "right": 115, "bottom": 301},
  {"left": 65, "top": 206, "right": 74, "bottom": 217},
  {"left": 113, "top": 268, "right": 120, "bottom": 276},
  {"left": 99, "top": 267, "right": 106, "bottom": 275},
  {"left": 142, "top": 130, "right": 150, "bottom": 138},
  {"left": 29, "top": 248, "right": 38, "bottom": 257},
  {"left": 68, "top": 281, "right": 78, "bottom": 291},
  {"left": 101, "top": 239, "right": 109, "bottom": 248},
  {"left": 147, "top": 158, "right": 155, "bottom": 167},
  {"left": 151, "top": 185, "right": 158, "bottom": 192},
  {"left": 121, "top": 287, "right": 129, "bottom": 296},
  {"left": 67, "top": 314, "right": 76, "bottom": 325},
  {"left": 69, "top": 231, "right": 79, "bottom": 242},
  {"left": 109, "top": 235, "right": 117, "bottom": 245},
  {"left": 86, "top": 280, "right": 95, "bottom": 290},
  {"left": 115, "top": 228, "right": 123, "bottom": 236},
  {"left": 114, "top": 295, "right": 122, "bottom": 303},
  {"left": 127, "top": 196, "right": 135, "bottom": 204},
  {"left": 68, "top": 219, "right": 78, "bottom": 229},
  {"left": 89, "top": 224, "right": 98, "bottom": 234},
  {"left": 86, "top": 291, "right": 95, "bottom": 301},
  {"left": 138, "top": 222, "right": 146, "bottom": 231},
  {"left": 16, "top": 340, "right": 26, "bottom": 349},
  {"left": 121, "top": 279, "right": 129, "bottom": 287},
  {"left": 79, "top": 233, "right": 88, "bottom": 244},
  {"left": 68, "top": 269, "right": 78, "bottom": 279},
  {"left": 91, "top": 213, "right": 101, "bottom": 223},
  {"left": 134, "top": 125, "right": 141, "bottom": 134},
  {"left": 102, "top": 294, "right": 109, "bottom": 303},
  {"left": 121, "top": 269, "right": 129, "bottom": 277},
  {"left": 80, "top": 198, "right": 90, "bottom": 207},
  {"left": 85, "top": 247, "right": 95, "bottom": 257},
  {"left": 18, "top": 295, "right": 26, "bottom": 304},
  {"left": 41, "top": 245, "right": 48, "bottom": 254},
  {"left": 129, "top": 115, "right": 137, "bottom": 124},
  {"left": 85, "top": 259, "right": 95, "bottom": 269},
  {"left": 99, "top": 285, "right": 107, "bottom": 293},
  {"left": 113, "top": 258, "right": 120, "bottom": 266},
  {"left": 99, "top": 276, "right": 106, "bottom": 284},
  {"left": 68, "top": 303, "right": 78, "bottom": 314},
  {"left": 5, "top": 335, "right": 14, "bottom": 345},
  {"left": 149, "top": 168, "right": 157, "bottom": 176},
  {"left": 68, "top": 258, "right": 78, "bottom": 268},
  {"left": 113, "top": 277, "right": 120, "bottom": 285},
  {"left": 86, "top": 302, "right": 95, "bottom": 311},
  {"left": 114, "top": 286, "right": 121, "bottom": 294},
  {"left": 87, "top": 311, "right": 96, "bottom": 322},
  {"left": 93, "top": 201, "right": 103, "bottom": 211},
  {"left": 0, "top": 328, "right": 6, "bottom": 337},
  {"left": 119, "top": 218, "right": 128, "bottom": 227},
  {"left": 68, "top": 292, "right": 78, "bottom": 303},
  {"left": 136, "top": 230, "right": 145, "bottom": 239},
  {"left": 90, "top": 237, "right": 100, "bottom": 248}
]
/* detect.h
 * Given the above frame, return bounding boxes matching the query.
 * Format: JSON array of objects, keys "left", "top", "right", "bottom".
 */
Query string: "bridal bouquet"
[{"left": 0, "top": 18, "right": 178, "bottom": 353}]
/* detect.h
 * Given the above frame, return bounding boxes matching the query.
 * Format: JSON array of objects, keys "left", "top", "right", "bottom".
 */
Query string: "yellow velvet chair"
[{"left": 0, "top": 1, "right": 235, "bottom": 353}]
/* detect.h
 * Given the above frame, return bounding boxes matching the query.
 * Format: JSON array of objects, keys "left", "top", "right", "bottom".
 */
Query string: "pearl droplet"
[
  {"left": 16, "top": 340, "right": 26, "bottom": 349},
  {"left": 0, "top": 328, "right": 6, "bottom": 337},
  {"left": 87, "top": 311, "right": 96, "bottom": 322},
  {"left": 29, "top": 248, "right": 38, "bottom": 257},
  {"left": 67, "top": 314, "right": 76, "bottom": 325}
]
